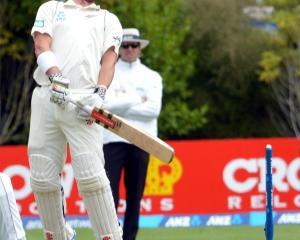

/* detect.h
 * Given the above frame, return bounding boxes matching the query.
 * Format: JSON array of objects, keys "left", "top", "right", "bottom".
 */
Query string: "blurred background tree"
[
  {"left": 259, "top": 0, "right": 300, "bottom": 137},
  {"left": 185, "top": 0, "right": 279, "bottom": 138},
  {"left": 0, "top": 0, "right": 41, "bottom": 144}
]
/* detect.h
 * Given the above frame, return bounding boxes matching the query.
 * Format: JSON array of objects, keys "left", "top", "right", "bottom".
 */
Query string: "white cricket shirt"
[
  {"left": 103, "top": 58, "right": 163, "bottom": 144},
  {"left": 31, "top": 0, "right": 122, "bottom": 88}
]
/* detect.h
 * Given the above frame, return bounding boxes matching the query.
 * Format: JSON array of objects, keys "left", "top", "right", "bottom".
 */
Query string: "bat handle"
[{"left": 66, "top": 96, "right": 94, "bottom": 115}]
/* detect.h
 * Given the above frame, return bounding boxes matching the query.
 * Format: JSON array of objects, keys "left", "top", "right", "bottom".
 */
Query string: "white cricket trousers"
[
  {"left": 28, "top": 86, "right": 103, "bottom": 160},
  {"left": 27, "top": 87, "right": 122, "bottom": 240}
]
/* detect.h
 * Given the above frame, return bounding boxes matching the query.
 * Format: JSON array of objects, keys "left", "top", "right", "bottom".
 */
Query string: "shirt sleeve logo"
[
  {"left": 113, "top": 36, "right": 121, "bottom": 46},
  {"left": 34, "top": 19, "right": 45, "bottom": 28}
]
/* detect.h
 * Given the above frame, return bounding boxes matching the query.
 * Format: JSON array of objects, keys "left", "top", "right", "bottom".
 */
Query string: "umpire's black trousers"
[{"left": 104, "top": 142, "right": 149, "bottom": 240}]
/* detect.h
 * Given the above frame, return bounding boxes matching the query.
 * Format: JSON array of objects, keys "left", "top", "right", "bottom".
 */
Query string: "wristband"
[
  {"left": 37, "top": 51, "right": 58, "bottom": 73},
  {"left": 94, "top": 85, "right": 107, "bottom": 100}
]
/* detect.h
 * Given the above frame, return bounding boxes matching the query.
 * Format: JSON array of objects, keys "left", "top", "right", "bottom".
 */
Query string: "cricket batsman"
[{"left": 28, "top": 0, "right": 123, "bottom": 239}]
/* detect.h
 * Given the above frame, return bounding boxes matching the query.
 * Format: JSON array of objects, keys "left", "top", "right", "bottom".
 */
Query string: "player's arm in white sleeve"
[
  {"left": 31, "top": 2, "right": 60, "bottom": 75},
  {"left": 98, "top": 12, "right": 123, "bottom": 89},
  {"left": 125, "top": 73, "right": 163, "bottom": 119},
  {"left": 76, "top": 12, "right": 123, "bottom": 120},
  {"left": 31, "top": 2, "right": 70, "bottom": 104},
  {"left": 33, "top": 33, "right": 59, "bottom": 75}
]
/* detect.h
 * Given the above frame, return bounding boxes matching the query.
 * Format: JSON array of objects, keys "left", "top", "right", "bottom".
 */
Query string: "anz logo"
[{"left": 56, "top": 11, "right": 66, "bottom": 21}]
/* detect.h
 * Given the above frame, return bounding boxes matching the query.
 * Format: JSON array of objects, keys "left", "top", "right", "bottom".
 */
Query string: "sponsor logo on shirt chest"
[{"left": 56, "top": 11, "right": 66, "bottom": 21}]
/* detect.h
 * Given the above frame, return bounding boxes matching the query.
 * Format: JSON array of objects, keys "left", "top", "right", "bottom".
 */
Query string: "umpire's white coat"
[{"left": 103, "top": 58, "right": 163, "bottom": 143}]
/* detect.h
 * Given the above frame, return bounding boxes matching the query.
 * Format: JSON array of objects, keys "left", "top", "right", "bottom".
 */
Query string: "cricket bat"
[{"left": 67, "top": 97, "right": 174, "bottom": 164}]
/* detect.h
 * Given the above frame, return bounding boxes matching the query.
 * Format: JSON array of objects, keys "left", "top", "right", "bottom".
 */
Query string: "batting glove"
[
  {"left": 75, "top": 86, "right": 106, "bottom": 121},
  {"left": 49, "top": 73, "right": 70, "bottom": 106}
]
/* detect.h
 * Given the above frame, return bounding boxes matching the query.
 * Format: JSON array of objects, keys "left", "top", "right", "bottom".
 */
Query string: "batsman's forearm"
[
  {"left": 33, "top": 32, "right": 52, "bottom": 56},
  {"left": 34, "top": 32, "right": 61, "bottom": 75},
  {"left": 98, "top": 48, "right": 118, "bottom": 88},
  {"left": 98, "top": 65, "right": 115, "bottom": 88}
]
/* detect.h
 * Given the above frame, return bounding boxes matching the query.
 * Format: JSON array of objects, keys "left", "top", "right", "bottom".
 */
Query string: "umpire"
[{"left": 103, "top": 28, "right": 163, "bottom": 240}]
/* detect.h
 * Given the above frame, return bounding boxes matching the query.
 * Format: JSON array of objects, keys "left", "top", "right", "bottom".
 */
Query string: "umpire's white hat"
[{"left": 122, "top": 28, "right": 150, "bottom": 49}]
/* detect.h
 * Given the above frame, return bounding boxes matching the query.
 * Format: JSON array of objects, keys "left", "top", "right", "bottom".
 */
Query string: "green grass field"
[{"left": 26, "top": 225, "right": 299, "bottom": 240}]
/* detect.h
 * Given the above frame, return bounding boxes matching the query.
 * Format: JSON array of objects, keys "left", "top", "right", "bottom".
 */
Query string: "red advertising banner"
[{"left": 0, "top": 138, "right": 300, "bottom": 218}]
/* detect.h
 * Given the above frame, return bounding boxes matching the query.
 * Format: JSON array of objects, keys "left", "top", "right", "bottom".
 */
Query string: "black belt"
[{"left": 35, "top": 83, "right": 50, "bottom": 88}]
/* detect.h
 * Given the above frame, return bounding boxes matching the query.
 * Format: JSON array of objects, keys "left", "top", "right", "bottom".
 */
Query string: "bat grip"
[{"left": 66, "top": 96, "right": 94, "bottom": 115}]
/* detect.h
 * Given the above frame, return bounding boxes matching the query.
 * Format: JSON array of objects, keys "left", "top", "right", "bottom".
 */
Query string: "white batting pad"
[
  {"left": 29, "top": 154, "right": 67, "bottom": 240},
  {"left": 65, "top": 221, "right": 76, "bottom": 240},
  {"left": 72, "top": 152, "right": 122, "bottom": 240}
]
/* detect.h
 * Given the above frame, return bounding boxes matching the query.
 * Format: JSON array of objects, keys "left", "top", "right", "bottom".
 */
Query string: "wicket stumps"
[{"left": 264, "top": 144, "right": 273, "bottom": 240}]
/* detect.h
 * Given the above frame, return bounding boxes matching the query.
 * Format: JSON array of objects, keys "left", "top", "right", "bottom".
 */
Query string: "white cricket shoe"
[{"left": 66, "top": 222, "right": 76, "bottom": 240}]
